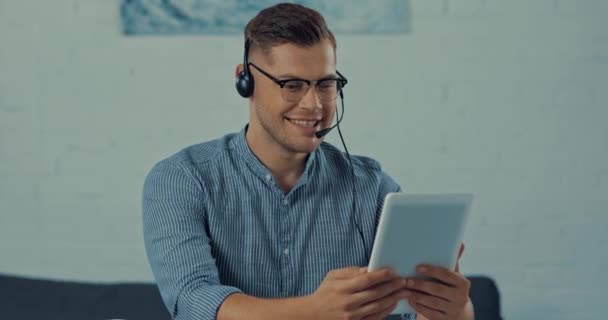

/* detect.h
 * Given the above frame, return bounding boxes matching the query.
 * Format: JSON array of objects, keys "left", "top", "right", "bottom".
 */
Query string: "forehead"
[{"left": 264, "top": 39, "right": 336, "bottom": 78}]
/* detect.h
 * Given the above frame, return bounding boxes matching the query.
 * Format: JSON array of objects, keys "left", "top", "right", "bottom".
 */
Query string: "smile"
[{"left": 285, "top": 118, "right": 320, "bottom": 128}]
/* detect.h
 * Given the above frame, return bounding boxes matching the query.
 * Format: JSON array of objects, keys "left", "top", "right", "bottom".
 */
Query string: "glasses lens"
[
  {"left": 316, "top": 79, "right": 340, "bottom": 101},
  {"left": 281, "top": 80, "right": 309, "bottom": 102},
  {"left": 281, "top": 79, "right": 342, "bottom": 102}
]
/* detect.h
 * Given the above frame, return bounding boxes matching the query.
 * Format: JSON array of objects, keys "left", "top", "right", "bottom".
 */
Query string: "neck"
[{"left": 245, "top": 124, "right": 309, "bottom": 191}]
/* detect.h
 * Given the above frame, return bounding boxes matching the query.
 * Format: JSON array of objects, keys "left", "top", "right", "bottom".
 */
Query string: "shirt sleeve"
[
  {"left": 375, "top": 170, "right": 402, "bottom": 227},
  {"left": 142, "top": 160, "right": 242, "bottom": 320}
]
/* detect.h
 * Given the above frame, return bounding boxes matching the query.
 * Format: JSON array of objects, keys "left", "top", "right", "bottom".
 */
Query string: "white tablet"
[{"left": 368, "top": 193, "right": 473, "bottom": 315}]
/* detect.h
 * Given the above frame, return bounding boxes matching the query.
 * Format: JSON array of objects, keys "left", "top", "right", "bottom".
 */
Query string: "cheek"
[
  {"left": 277, "top": 102, "right": 299, "bottom": 118},
  {"left": 324, "top": 104, "right": 337, "bottom": 120},
  {"left": 255, "top": 97, "right": 289, "bottom": 118}
]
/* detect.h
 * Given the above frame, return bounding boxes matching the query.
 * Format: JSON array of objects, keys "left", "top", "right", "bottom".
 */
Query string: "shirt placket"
[
  {"left": 280, "top": 195, "right": 291, "bottom": 296},
  {"left": 264, "top": 173, "right": 293, "bottom": 296}
]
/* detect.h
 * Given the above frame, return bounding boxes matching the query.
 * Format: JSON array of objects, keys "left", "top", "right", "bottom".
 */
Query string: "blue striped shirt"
[{"left": 142, "top": 125, "right": 412, "bottom": 319}]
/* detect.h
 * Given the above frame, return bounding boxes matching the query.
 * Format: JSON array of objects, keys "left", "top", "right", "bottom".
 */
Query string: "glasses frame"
[{"left": 248, "top": 62, "right": 348, "bottom": 102}]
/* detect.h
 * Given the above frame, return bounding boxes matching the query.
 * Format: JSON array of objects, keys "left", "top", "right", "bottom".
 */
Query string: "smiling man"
[{"left": 142, "top": 3, "right": 473, "bottom": 320}]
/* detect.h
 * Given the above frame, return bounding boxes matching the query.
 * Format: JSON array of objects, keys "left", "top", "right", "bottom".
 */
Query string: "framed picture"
[{"left": 121, "top": 0, "right": 409, "bottom": 35}]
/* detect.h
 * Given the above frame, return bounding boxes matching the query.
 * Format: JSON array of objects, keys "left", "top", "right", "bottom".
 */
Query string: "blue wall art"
[{"left": 121, "top": 0, "right": 409, "bottom": 35}]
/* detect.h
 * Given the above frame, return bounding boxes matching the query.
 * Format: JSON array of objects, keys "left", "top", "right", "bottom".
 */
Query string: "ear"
[{"left": 235, "top": 64, "right": 245, "bottom": 78}]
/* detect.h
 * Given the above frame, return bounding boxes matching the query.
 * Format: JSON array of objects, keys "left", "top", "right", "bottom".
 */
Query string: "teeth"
[{"left": 289, "top": 119, "right": 317, "bottom": 127}]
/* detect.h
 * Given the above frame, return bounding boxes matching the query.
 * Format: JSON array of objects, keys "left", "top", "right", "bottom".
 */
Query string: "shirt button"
[
  {"left": 284, "top": 248, "right": 289, "bottom": 255},
  {"left": 283, "top": 199, "right": 289, "bottom": 206},
  {"left": 265, "top": 174, "right": 272, "bottom": 181}
]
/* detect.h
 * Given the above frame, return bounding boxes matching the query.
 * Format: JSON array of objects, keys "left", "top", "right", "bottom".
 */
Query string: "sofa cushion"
[
  {"left": 468, "top": 275, "right": 503, "bottom": 320},
  {"left": 0, "top": 273, "right": 501, "bottom": 320},
  {"left": 0, "top": 274, "right": 170, "bottom": 320}
]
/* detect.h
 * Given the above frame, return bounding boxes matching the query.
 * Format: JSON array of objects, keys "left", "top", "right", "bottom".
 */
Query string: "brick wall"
[{"left": 1, "top": 1, "right": 606, "bottom": 318}]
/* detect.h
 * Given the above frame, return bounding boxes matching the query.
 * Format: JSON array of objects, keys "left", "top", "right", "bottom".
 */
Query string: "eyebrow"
[{"left": 276, "top": 73, "right": 338, "bottom": 81}]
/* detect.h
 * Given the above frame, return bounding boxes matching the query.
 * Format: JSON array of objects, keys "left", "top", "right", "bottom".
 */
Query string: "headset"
[
  {"left": 235, "top": 38, "right": 370, "bottom": 262},
  {"left": 236, "top": 39, "right": 254, "bottom": 98}
]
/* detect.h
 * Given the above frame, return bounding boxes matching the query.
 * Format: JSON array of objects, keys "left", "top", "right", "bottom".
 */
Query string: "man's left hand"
[{"left": 404, "top": 243, "right": 470, "bottom": 320}]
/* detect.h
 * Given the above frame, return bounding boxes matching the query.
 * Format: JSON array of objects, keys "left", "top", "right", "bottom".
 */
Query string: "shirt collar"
[{"left": 232, "top": 124, "right": 317, "bottom": 187}]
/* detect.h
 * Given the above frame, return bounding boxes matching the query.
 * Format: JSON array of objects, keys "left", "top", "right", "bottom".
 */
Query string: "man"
[{"left": 143, "top": 3, "right": 474, "bottom": 320}]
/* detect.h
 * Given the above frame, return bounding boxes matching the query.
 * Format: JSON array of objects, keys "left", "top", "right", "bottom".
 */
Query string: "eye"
[
  {"left": 318, "top": 80, "right": 337, "bottom": 91},
  {"left": 283, "top": 81, "right": 306, "bottom": 92}
]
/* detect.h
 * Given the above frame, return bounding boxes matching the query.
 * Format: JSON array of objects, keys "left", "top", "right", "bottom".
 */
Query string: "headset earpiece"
[
  {"left": 236, "top": 70, "right": 253, "bottom": 98},
  {"left": 235, "top": 39, "right": 254, "bottom": 98}
]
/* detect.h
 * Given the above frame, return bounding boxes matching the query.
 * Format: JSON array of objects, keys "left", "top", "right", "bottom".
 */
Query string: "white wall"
[{"left": 1, "top": 1, "right": 607, "bottom": 319}]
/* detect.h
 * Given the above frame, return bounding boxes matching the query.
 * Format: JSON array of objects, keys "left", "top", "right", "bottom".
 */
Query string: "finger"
[
  {"left": 416, "top": 265, "right": 469, "bottom": 288},
  {"left": 458, "top": 242, "right": 465, "bottom": 260},
  {"left": 345, "top": 268, "right": 398, "bottom": 293},
  {"left": 330, "top": 266, "right": 367, "bottom": 280},
  {"left": 455, "top": 243, "right": 465, "bottom": 272},
  {"left": 408, "top": 291, "right": 451, "bottom": 313},
  {"left": 409, "top": 299, "right": 447, "bottom": 320},
  {"left": 405, "top": 278, "right": 457, "bottom": 302},
  {"left": 351, "top": 278, "right": 410, "bottom": 306},
  {"left": 353, "top": 289, "right": 409, "bottom": 318},
  {"left": 362, "top": 301, "right": 399, "bottom": 320}
]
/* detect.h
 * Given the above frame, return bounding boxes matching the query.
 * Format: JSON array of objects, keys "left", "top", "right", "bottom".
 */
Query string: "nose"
[{"left": 299, "top": 85, "right": 322, "bottom": 111}]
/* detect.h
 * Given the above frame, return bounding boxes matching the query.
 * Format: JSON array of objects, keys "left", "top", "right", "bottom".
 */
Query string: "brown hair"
[{"left": 244, "top": 3, "right": 336, "bottom": 58}]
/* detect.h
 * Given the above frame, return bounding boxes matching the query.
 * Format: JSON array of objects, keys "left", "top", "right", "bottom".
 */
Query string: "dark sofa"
[{"left": 0, "top": 274, "right": 502, "bottom": 319}]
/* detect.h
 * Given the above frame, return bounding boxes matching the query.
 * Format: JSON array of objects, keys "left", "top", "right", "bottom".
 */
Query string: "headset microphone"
[{"left": 315, "top": 90, "right": 345, "bottom": 139}]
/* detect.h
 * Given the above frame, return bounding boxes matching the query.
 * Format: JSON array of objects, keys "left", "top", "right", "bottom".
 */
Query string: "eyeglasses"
[{"left": 248, "top": 63, "right": 347, "bottom": 103}]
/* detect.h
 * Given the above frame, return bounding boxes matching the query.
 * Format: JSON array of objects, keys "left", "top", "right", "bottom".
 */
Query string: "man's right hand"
[{"left": 307, "top": 266, "right": 411, "bottom": 320}]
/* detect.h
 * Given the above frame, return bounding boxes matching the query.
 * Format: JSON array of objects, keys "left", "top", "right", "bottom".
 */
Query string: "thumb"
[
  {"left": 455, "top": 242, "right": 465, "bottom": 272},
  {"left": 458, "top": 242, "right": 465, "bottom": 260}
]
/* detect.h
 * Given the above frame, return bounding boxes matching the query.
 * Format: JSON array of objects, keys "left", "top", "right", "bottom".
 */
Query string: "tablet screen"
[{"left": 368, "top": 193, "right": 473, "bottom": 314}]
